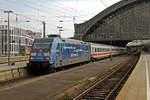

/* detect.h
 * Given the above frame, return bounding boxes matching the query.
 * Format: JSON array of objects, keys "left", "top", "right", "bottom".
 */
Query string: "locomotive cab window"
[
  {"left": 33, "top": 39, "right": 53, "bottom": 49},
  {"left": 33, "top": 43, "right": 51, "bottom": 49}
]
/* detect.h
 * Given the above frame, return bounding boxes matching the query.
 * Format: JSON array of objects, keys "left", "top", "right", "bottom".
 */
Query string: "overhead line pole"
[
  {"left": 57, "top": 26, "right": 63, "bottom": 37},
  {"left": 4, "top": 10, "right": 13, "bottom": 66},
  {"left": 99, "top": 0, "right": 108, "bottom": 7},
  {"left": 42, "top": 21, "right": 46, "bottom": 38}
]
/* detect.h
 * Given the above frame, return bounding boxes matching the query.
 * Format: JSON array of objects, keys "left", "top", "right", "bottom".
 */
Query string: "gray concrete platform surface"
[{"left": 116, "top": 52, "right": 149, "bottom": 100}]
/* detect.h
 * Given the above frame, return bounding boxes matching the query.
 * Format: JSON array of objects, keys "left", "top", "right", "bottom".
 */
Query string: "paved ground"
[
  {"left": 116, "top": 52, "right": 149, "bottom": 100},
  {"left": 0, "top": 55, "right": 129, "bottom": 100},
  {"left": 0, "top": 61, "right": 28, "bottom": 72}
]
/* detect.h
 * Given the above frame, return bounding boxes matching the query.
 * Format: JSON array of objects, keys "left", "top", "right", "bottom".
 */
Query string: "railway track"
[{"left": 73, "top": 54, "right": 139, "bottom": 100}]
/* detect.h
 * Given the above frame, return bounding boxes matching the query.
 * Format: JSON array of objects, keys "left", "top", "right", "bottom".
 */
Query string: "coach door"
[{"left": 56, "top": 43, "right": 63, "bottom": 66}]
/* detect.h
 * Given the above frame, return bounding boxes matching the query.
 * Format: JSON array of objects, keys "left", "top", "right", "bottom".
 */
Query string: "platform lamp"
[
  {"left": 57, "top": 26, "right": 63, "bottom": 37},
  {"left": 59, "top": 29, "right": 63, "bottom": 37},
  {"left": 4, "top": 10, "right": 13, "bottom": 66},
  {"left": 25, "top": 20, "right": 30, "bottom": 56},
  {"left": 59, "top": 20, "right": 63, "bottom": 23},
  {"left": 42, "top": 21, "right": 46, "bottom": 38}
]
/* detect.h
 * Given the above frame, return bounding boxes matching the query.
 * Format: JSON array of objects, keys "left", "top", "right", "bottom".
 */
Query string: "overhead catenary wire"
[
  {"left": 99, "top": 0, "right": 108, "bottom": 7},
  {"left": 0, "top": 8, "right": 74, "bottom": 31},
  {"left": 0, "top": 0, "right": 104, "bottom": 37},
  {"left": 45, "top": 0, "right": 89, "bottom": 17},
  {"left": 4, "top": 0, "right": 63, "bottom": 17},
  {"left": 1, "top": 10, "right": 74, "bottom": 35},
  {"left": 1, "top": 0, "right": 98, "bottom": 23},
  {"left": 0, "top": 0, "right": 74, "bottom": 24},
  {"left": 3, "top": 0, "right": 76, "bottom": 18},
  {"left": 0, "top": 8, "right": 57, "bottom": 32},
  {"left": 22, "top": 0, "right": 75, "bottom": 16},
  {"left": 49, "top": 0, "right": 84, "bottom": 12},
  {"left": 2, "top": 0, "right": 87, "bottom": 26}
]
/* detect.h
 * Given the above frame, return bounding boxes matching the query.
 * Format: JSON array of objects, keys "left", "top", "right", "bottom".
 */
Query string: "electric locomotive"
[{"left": 27, "top": 37, "right": 91, "bottom": 73}]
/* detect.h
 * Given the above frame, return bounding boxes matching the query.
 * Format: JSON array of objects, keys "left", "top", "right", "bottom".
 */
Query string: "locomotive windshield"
[{"left": 33, "top": 38, "right": 53, "bottom": 49}]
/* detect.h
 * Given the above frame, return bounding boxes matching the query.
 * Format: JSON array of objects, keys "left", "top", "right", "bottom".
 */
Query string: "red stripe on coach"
[{"left": 91, "top": 52, "right": 110, "bottom": 56}]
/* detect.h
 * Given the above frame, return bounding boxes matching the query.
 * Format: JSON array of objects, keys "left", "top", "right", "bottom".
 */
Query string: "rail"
[{"left": 73, "top": 54, "right": 139, "bottom": 100}]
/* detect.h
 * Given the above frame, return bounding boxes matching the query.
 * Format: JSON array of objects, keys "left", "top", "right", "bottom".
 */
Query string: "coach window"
[
  {"left": 56, "top": 43, "right": 59, "bottom": 50},
  {"left": 92, "top": 47, "right": 94, "bottom": 52},
  {"left": 99, "top": 48, "right": 101, "bottom": 52}
]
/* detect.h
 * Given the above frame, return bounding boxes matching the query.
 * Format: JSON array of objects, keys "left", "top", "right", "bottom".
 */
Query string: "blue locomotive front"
[
  {"left": 27, "top": 37, "right": 91, "bottom": 73},
  {"left": 27, "top": 38, "right": 53, "bottom": 73}
]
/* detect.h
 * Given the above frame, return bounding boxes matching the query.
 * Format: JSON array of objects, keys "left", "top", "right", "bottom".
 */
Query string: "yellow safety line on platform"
[{"left": 145, "top": 55, "right": 150, "bottom": 100}]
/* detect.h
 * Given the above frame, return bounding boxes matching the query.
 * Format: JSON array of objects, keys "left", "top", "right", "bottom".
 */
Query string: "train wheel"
[
  {"left": 51, "top": 68, "right": 56, "bottom": 72},
  {"left": 26, "top": 63, "right": 33, "bottom": 74}
]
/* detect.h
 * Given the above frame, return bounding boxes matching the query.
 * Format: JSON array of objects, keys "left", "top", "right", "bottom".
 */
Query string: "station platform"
[{"left": 116, "top": 52, "right": 149, "bottom": 100}]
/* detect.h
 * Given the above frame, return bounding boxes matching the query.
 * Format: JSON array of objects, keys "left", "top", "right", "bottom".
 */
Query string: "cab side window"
[{"left": 57, "top": 43, "right": 62, "bottom": 50}]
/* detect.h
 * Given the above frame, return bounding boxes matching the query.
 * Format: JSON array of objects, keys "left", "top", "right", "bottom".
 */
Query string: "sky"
[{"left": 0, "top": 0, "right": 121, "bottom": 38}]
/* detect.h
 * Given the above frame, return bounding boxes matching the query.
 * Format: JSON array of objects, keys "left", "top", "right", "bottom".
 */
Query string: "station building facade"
[{"left": 0, "top": 25, "right": 41, "bottom": 56}]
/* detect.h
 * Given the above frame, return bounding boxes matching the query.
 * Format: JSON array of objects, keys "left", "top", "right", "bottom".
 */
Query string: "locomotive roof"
[
  {"left": 62, "top": 38, "right": 88, "bottom": 45},
  {"left": 34, "top": 37, "right": 53, "bottom": 40}
]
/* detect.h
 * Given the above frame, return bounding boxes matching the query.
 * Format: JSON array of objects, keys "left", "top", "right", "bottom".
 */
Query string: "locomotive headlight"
[
  {"left": 44, "top": 57, "right": 50, "bottom": 60},
  {"left": 29, "top": 57, "right": 35, "bottom": 60},
  {"left": 44, "top": 52, "right": 49, "bottom": 56},
  {"left": 31, "top": 53, "right": 36, "bottom": 56}
]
